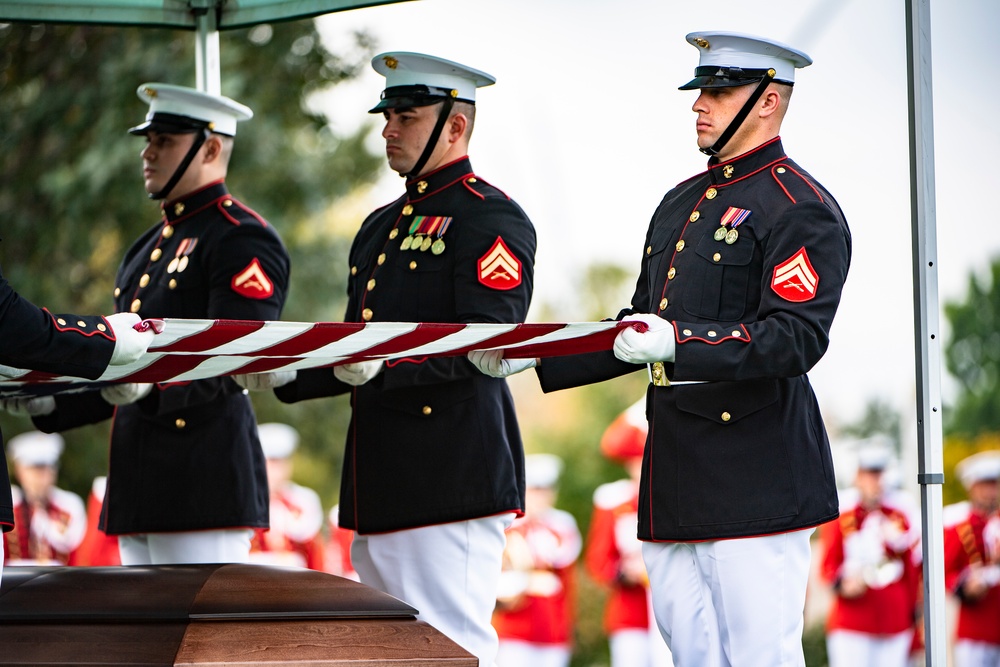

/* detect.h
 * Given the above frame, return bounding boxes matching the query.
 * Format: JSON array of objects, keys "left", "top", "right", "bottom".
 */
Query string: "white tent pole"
[
  {"left": 192, "top": 0, "right": 221, "bottom": 94},
  {"left": 904, "top": 0, "right": 946, "bottom": 664}
]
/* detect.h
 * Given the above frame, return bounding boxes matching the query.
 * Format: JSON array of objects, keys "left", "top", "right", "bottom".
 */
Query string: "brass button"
[
  {"left": 173, "top": 203, "right": 184, "bottom": 216},
  {"left": 675, "top": 240, "right": 685, "bottom": 252},
  {"left": 667, "top": 267, "right": 676, "bottom": 280},
  {"left": 151, "top": 248, "right": 162, "bottom": 261},
  {"left": 682, "top": 328, "right": 692, "bottom": 336},
  {"left": 97, "top": 323, "right": 107, "bottom": 332},
  {"left": 77, "top": 320, "right": 87, "bottom": 327},
  {"left": 130, "top": 299, "right": 141, "bottom": 313},
  {"left": 362, "top": 308, "right": 373, "bottom": 321},
  {"left": 732, "top": 330, "right": 742, "bottom": 337},
  {"left": 389, "top": 228, "right": 399, "bottom": 240},
  {"left": 162, "top": 225, "right": 174, "bottom": 239},
  {"left": 659, "top": 298, "right": 668, "bottom": 310},
  {"left": 114, "top": 287, "right": 121, "bottom": 297},
  {"left": 409, "top": 261, "right": 417, "bottom": 270},
  {"left": 721, "top": 412, "right": 731, "bottom": 422},
  {"left": 713, "top": 252, "right": 721, "bottom": 262},
  {"left": 705, "top": 187, "right": 717, "bottom": 199},
  {"left": 139, "top": 274, "right": 150, "bottom": 288},
  {"left": 646, "top": 245, "right": 652, "bottom": 255},
  {"left": 707, "top": 330, "right": 717, "bottom": 338},
  {"left": 351, "top": 266, "right": 358, "bottom": 276},
  {"left": 689, "top": 211, "right": 700, "bottom": 222},
  {"left": 169, "top": 279, "right": 178, "bottom": 289},
  {"left": 175, "top": 418, "right": 187, "bottom": 429},
  {"left": 402, "top": 204, "right": 414, "bottom": 216},
  {"left": 57, "top": 318, "right": 67, "bottom": 325},
  {"left": 367, "top": 278, "right": 376, "bottom": 291},
  {"left": 223, "top": 199, "right": 233, "bottom": 207},
  {"left": 776, "top": 167, "right": 786, "bottom": 174},
  {"left": 421, "top": 405, "right": 432, "bottom": 416},
  {"left": 377, "top": 253, "right": 386, "bottom": 266},
  {"left": 417, "top": 181, "right": 428, "bottom": 193},
  {"left": 467, "top": 177, "right": 477, "bottom": 184}
]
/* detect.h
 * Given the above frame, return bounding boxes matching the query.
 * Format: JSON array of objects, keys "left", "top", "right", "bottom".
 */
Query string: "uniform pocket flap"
[{"left": 674, "top": 379, "right": 778, "bottom": 424}]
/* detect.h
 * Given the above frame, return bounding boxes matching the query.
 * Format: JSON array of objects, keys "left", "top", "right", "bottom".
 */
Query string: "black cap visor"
[
  {"left": 679, "top": 66, "right": 793, "bottom": 90},
  {"left": 128, "top": 112, "right": 212, "bottom": 136},
  {"left": 369, "top": 85, "right": 473, "bottom": 113}
]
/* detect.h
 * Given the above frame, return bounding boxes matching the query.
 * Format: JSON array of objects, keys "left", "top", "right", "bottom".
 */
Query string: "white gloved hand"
[
  {"left": 106, "top": 312, "right": 156, "bottom": 366},
  {"left": 333, "top": 360, "right": 383, "bottom": 386},
  {"left": 467, "top": 350, "right": 537, "bottom": 378},
  {"left": 0, "top": 396, "right": 56, "bottom": 416},
  {"left": 100, "top": 383, "right": 153, "bottom": 406},
  {"left": 613, "top": 313, "right": 677, "bottom": 365},
  {"left": 233, "top": 371, "right": 297, "bottom": 391}
]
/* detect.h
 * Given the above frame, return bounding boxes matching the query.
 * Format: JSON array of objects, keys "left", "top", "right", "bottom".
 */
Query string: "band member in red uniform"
[
  {"left": 3, "top": 432, "right": 86, "bottom": 566},
  {"left": 586, "top": 400, "right": 672, "bottom": 667},
  {"left": 944, "top": 450, "right": 1000, "bottom": 667},
  {"left": 73, "top": 476, "right": 121, "bottom": 566},
  {"left": 494, "top": 454, "right": 581, "bottom": 667},
  {"left": 820, "top": 443, "right": 920, "bottom": 666},
  {"left": 250, "top": 423, "right": 325, "bottom": 570}
]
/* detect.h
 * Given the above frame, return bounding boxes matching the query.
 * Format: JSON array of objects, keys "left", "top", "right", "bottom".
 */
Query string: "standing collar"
[
  {"left": 706, "top": 137, "right": 786, "bottom": 185},
  {"left": 162, "top": 180, "right": 229, "bottom": 223},
  {"left": 404, "top": 157, "right": 474, "bottom": 201}
]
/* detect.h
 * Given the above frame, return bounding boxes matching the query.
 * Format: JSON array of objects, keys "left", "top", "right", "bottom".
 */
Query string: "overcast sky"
[{"left": 310, "top": 0, "right": 1000, "bottom": 427}]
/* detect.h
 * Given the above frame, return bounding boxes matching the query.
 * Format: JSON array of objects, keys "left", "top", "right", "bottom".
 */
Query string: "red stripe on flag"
[
  {"left": 116, "top": 355, "right": 215, "bottom": 383},
  {"left": 354, "top": 323, "right": 468, "bottom": 358},
  {"left": 155, "top": 320, "right": 267, "bottom": 353},
  {"left": 253, "top": 322, "right": 366, "bottom": 356}
]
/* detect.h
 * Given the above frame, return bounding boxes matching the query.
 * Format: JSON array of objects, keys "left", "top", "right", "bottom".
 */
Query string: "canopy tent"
[{"left": 0, "top": 0, "right": 948, "bottom": 664}]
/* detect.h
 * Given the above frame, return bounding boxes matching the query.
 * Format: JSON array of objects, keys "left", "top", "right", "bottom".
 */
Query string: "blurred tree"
[
  {"left": 943, "top": 258, "right": 1000, "bottom": 438},
  {"left": 0, "top": 19, "right": 383, "bottom": 506},
  {"left": 838, "top": 397, "right": 903, "bottom": 453}
]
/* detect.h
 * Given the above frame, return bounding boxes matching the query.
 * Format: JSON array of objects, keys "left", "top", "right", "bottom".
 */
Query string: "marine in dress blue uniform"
[
  {"left": 247, "top": 53, "right": 536, "bottom": 666},
  {"left": 30, "top": 84, "right": 290, "bottom": 564},
  {"left": 471, "top": 32, "right": 852, "bottom": 667}
]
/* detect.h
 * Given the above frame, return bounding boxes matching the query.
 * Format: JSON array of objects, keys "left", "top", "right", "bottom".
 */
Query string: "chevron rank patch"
[
  {"left": 478, "top": 237, "right": 522, "bottom": 290},
  {"left": 771, "top": 247, "right": 818, "bottom": 302},
  {"left": 231, "top": 258, "right": 274, "bottom": 299}
]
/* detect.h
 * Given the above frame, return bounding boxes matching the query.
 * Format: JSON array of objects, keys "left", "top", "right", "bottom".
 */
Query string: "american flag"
[{"left": 0, "top": 319, "right": 630, "bottom": 397}]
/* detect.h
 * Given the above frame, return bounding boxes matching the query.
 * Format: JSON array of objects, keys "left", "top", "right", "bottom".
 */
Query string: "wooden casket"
[{"left": 0, "top": 563, "right": 477, "bottom": 666}]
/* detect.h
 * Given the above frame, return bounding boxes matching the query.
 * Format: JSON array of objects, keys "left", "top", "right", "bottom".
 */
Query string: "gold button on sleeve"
[
  {"left": 114, "top": 287, "right": 121, "bottom": 297},
  {"left": 362, "top": 308, "right": 373, "bottom": 321},
  {"left": 707, "top": 330, "right": 717, "bottom": 338},
  {"left": 682, "top": 328, "right": 692, "bottom": 336},
  {"left": 57, "top": 318, "right": 67, "bottom": 325},
  {"left": 351, "top": 266, "right": 358, "bottom": 276},
  {"left": 223, "top": 199, "right": 233, "bottom": 207},
  {"left": 410, "top": 261, "right": 418, "bottom": 270},
  {"left": 77, "top": 320, "right": 87, "bottom": 327},
  {"left": 776, "top": 167, "right": 786, "bottom": 174},
  {"left": 175, "top": 418, "right": 187, "bottom": 429},
  {"left": 721, "top": 412, "right": 731, "bottom": 422},
  {"left": 732, "top": 330, "right": 742, "bottom": 337},
  {"left": 97, "top": 323, "right": 107, "bottom": 332},
  {"left": 422, "top": 406, "right": 432, "bottom": 416}
]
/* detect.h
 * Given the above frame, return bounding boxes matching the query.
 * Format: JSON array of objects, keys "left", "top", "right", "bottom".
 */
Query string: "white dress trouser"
[
  {"left": 826, "top": 628, "right": 913, "bottom": 667},
  {"left": 954, "top": 639, "right": 1000, "bottom": 667},
  {"left": 642, "top": 529, "right": 813, "bottom": 667},
  {"left": 495, "top": 639, "right": 570, "bottom": 667},
  {"left": 117, "top": 529, "right": 253, "bottom": 565},
  {"left": 351, "top": 514, "right": 514, "bottom": 667}
]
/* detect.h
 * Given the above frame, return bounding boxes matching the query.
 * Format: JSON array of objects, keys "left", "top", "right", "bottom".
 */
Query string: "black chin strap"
[
  {"left": 405, "top": 97, "right": 456, "bottom": 179},
  {"left": 700, "top": 69, "right": 776, "bottom": 157},
  {"left": 149, "top": 129, "right": 210, "bottom": 200}
]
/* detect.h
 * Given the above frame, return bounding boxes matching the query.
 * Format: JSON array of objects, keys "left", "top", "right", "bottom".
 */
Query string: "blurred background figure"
[
  {"left": 3, "top": 431, "right": 86, "bottom": 566},
  {"left": 819, "top": 441, "right": 921, "bottom": 667},
  {"left": 944, "top": 450, "right": 1000, "bottom": 667},
  {"left": 249, "top": 423, "right": 325, "bottom": 570},
  {"left": 585, "top": 399, "right": 672, "bottom": 667},
  {"left": 73, "top": 476, "right": 121, "bottom": 566},
  {"left": 494, "top": 453, "right": 582, "bottom": 667},
  {"left": 325, "top": 504, "right": 357, "bottom": 581}
]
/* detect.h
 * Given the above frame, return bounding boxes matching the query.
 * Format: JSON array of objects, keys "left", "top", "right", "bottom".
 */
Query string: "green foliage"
[
  {"left": 0, "top": 19, "right": 382, "bottom": 502},
  {"left": 944, "top": 258, "right": 1000, "bottom": 437}
]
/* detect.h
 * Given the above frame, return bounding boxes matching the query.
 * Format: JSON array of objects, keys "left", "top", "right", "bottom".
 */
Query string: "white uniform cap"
[
  {"left": 129, "top": 83, "right": 253, "bottom": 137},
  {"left": 369, "top": 52, "right": 495, "bottom": 113},
  {"left": 680, "top": 31, "right": 812, "bottom": 90},
  {"left": 8, "top": 431, "right": 64, "bottom": 467},
  {"left": 956, "top": 450, "right": 1000, "bottom": 490},
  {"left": 525, "top": 453, "right": 563, "bottom": 489},
  {"left": 257, "top": 422, "right": 299, "bottom": 460},
  {"left": 856, "top": 439, "right": 894, "bottom": 472}
]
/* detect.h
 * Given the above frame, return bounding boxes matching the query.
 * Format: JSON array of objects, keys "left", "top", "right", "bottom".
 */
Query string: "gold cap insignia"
[
  {"left": 694, "top": 37, "right": 710, "bottom": 48},
  {"left": 383, "top": 56, "right": 398, "bottom": 69}
]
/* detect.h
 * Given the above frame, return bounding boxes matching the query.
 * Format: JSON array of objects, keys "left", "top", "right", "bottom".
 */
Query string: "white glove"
[
  {"left": 233, "top": 371, "right": 297, "bottom": 391},
  {"left": 106, "top": 312, "right": 156, "bottom": 366},
  {"left": 0, "top": 396, "right": 56, "bottom": 416},
  {"left": 613, "top": 313, "right": 676, "bottom": 365},
  {"left": 334, "top": 360, "right": 383, "bottom": 386},
  {"left": 100, "top": 383, "right": 153, "bottom": 406},
  {"left": 467, "top": 350, "right": 537, "bottom": 378}
]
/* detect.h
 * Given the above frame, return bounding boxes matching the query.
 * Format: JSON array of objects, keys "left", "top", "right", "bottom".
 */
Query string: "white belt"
[{"left": 647, "top": 362, "right": 709, "bottom": 387}]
